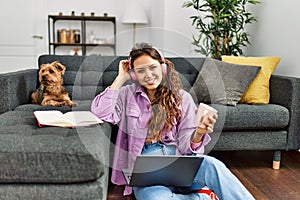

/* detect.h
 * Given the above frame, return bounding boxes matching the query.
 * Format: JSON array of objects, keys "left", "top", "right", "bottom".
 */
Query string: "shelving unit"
[{"left": 48, "top": 15, "right": 116, "bottom": 55}]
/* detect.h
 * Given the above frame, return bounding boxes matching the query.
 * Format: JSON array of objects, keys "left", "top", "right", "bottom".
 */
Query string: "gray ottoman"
[{"left": 0, "top": 111, "right": 112, "bottom": 200}]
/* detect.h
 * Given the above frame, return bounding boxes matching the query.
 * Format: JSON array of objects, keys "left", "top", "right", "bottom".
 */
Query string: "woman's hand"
[
  {"left": 197, "top": 113, "right": 218, "bottom": 134},
  {"left": 110, "top": 60, "right": 131, "bottom": 89},
  {"left": 117, "top": 60, "right": 131, "bottom": 81},
  {"left": 192, "top": 113, "right": 218, "bottom": 143}
]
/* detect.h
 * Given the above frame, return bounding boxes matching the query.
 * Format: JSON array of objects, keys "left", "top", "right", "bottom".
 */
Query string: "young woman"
[{"left": 91, "top": 43, "right": 255, "bottom": 200}]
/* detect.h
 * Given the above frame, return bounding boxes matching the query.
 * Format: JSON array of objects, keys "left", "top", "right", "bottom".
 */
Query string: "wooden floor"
[{"left": 107, "top": 150, "right": 300, "bottom": 200}]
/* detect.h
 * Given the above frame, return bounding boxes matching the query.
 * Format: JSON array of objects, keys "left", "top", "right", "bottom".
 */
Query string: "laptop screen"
[{"left": 123, "top": 155, "right": 204, "bottom": 187}]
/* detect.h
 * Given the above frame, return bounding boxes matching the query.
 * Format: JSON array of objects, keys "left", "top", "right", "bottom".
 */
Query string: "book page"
[
  {"left": 34, "top": 110, "right": 73, "bottom": 127},
  {"left": 63, "top": 111, "right": 103, "bottom": 126}
]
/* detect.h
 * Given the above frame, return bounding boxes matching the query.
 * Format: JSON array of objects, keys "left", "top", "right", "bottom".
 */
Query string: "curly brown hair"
[{"left": 129, "top": 43, "right": 183, "bottom": 142}]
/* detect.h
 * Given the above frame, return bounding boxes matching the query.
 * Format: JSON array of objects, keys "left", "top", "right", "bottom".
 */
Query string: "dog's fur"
[{"left": 31, "top": 61, "right": 77, "bottom": 107}]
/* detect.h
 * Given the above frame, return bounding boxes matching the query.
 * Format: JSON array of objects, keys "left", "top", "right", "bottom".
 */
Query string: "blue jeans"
[{"left": 133, "top": 142, "right": 255, "bottom": 200}]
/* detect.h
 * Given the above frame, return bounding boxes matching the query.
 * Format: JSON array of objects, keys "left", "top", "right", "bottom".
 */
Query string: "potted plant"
[{"left": 183, "top": 0, "right": 260, "bottom": 59}]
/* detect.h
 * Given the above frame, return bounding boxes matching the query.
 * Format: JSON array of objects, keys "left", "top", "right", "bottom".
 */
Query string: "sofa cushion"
[
  {"left": 169, "top": 57, "right": 205, "bottom": 91},
  {"left": 14, "top": 100, "right": 93, "bottom": 112},
  {"left": 222, "top": 56, "right": 281, "bottom": 104},
  {"left": 0, "top": 111, "right": 111, "bottom": 183},
  {"left": 189, "top": 58, "right": 261, "bottom": 106},
  {"left": 212, "top": 104, "right": 289, "bottom": 131}
]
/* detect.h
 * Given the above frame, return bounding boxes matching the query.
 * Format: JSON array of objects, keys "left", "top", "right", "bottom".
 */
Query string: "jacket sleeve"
[{"left": 91, "top": 87, "right": 123, "bottom": 125}]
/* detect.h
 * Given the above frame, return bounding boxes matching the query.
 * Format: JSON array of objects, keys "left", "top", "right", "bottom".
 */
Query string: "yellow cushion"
[{"left": 221, "top": 56, "right": 281, "bottom": 104}]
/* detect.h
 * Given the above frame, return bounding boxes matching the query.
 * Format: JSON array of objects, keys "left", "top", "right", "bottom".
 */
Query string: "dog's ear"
[{"left": 52, "top": 61, "right": 66, "bottom": 75}]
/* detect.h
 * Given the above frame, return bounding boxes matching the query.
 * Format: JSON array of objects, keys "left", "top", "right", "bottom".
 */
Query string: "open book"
[{"left": 34, "top": 110, "right": 103, "bottom": 128}]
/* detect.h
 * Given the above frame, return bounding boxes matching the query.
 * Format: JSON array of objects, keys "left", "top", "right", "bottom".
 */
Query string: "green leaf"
[{"left": 183, "top": 0, "right": 260, "bottom": 57}]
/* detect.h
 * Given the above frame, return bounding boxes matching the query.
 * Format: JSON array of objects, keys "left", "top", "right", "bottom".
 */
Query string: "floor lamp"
[{"left": 122, "top": 1, "right": 148, "bottom": 46}]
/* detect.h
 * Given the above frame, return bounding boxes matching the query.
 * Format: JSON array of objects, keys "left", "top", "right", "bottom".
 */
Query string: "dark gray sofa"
[{"left": 0, "top": 55, "right": 299, "bottom": 199}]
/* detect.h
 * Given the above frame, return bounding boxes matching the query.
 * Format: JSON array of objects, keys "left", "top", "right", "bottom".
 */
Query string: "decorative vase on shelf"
[{"left": 88, "top": 31, "right": 96, "bottom": 43}]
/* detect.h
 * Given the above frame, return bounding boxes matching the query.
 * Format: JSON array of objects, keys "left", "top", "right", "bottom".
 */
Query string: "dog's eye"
[{"left": 49, "top": 69, "right": 54, "bottom": 73}]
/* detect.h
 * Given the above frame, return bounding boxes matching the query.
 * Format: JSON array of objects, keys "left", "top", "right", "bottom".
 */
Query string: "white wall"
[
  {"left": 1, "top": 0, "right": 300, "bottom": 77},
  {"left": 245, "top": 0, "right": 300, "bottom": 77}
]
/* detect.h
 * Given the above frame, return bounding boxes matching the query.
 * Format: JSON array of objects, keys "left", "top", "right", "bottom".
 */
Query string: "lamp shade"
[{"left": 122, "top": 1, "right": 148, "bottom": 24}]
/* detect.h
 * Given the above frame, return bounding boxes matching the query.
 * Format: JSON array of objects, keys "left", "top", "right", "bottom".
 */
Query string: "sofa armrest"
[
  {"left": 0, "top": 69, "right": 38, "bottom": 113},
  {"left": 270, "top": 74, "right": 300, "bottom": 149}
]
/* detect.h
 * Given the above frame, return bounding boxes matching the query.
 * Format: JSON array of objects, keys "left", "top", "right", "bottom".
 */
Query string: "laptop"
[{"left": 122, "top": 155, "right": 204, "bottom": 187}]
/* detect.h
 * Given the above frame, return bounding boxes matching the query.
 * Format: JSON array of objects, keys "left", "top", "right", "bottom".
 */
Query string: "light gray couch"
[{"left": 0, "top": 55, "right": 299, "bottom": 199}]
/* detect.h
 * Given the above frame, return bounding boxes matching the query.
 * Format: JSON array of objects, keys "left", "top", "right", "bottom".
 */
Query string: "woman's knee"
[
  {"left": 134, "top": 185, "right": 174, "bottom": 200},
  {"left": 202, "top": 156, "right": 228, "bottom": 172}
]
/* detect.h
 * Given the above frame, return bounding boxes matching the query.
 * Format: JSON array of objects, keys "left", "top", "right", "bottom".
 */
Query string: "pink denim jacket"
[{"left": 91, "top": 84, "right": 211, "bottom": 195}]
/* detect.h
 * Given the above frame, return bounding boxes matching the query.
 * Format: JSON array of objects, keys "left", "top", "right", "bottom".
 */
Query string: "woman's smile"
[{"left": 145, "top": 78, "right": 156, "bottom": 85}]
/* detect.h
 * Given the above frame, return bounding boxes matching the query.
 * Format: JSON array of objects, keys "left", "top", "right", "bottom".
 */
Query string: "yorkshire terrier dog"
[{"left": 31, "top": 61, "right": 77, "bottom": 107}]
